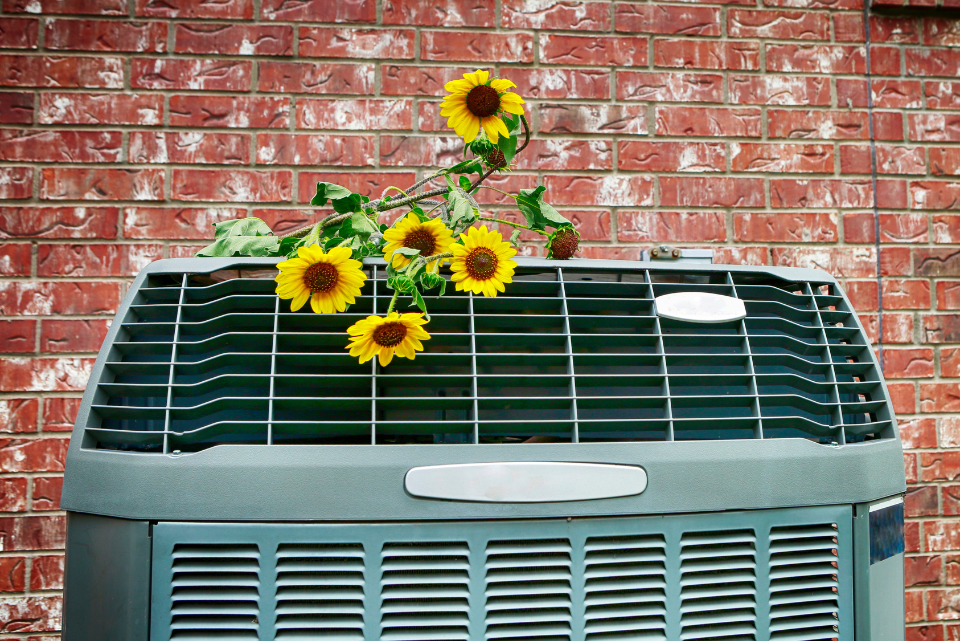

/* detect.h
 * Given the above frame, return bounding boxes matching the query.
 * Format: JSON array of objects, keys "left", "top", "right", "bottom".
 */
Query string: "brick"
[
  {"left": 844, "top": 213, "right": 928, "bottom": 244},
  {"left": 0, "top": 595, "right": 61, "bottom": 632},
  {"left": 728, "top": 9, "right": 830, "bottom": 40},
  {"left": 834, "top": 15, "right": 919, "bottom": 44},
  {"left": 925, "top": 18, "right": 960, "bottom": 46},
  {"left": 0, "top": 281, "right": 123, "bottom": 315},
  {"left": 891, "top": 381, "right": 917, "bottom": 414},
  {"left": 926, "top": 83, "right": 960, "bottom": 110},
  {"left": 905, "top": 519, "right": 921, "bottom": 551},
  {"left": 0, "top": 206, "right": 117, "bottom": 239},
  {"left": 539, "top": 104, "right": 647, "bottom": 135},
  {"left": 43, "top": 397, "right": 80, "bottom": 431},
  {"left": 40, "top": 319, "right": 110, "bottom": 353},
  {"left": 0, "top": 55, "right": 122, "bottom": 89},
  {"left": 618, "top": 211, "right": 726, "bottom": 242},
  {"left": 249, "top": 209, "right": 313, "bottom": 235},
  {"left": 0, "top": 167, "right": 31, "bottom": 200},
  {"left": 300, "top": 27, "right": 414, "bottom": 59},
  {"left": 944, "top": 348, "right": 960, "bottom": 377},
  {"left": 654, "top": 39, "right": 760, "bottom": 71},
  {"left": 124, "top": 207, "right": 242, "bottom": 239},
  {"left": 840, "top": 144, "right": 926, "bottom": 175},
  {"left": 940, "top": 282, "right": 960, "bottom": 310},
  {"left": 929, "top": 587, "right": 960, "bottom": 620},
  {"left": 0, "top": 18, "right": 37, "bottom": 49},
  {"left": 472, "top": 174, "right": 539, "bottom": 205},
  {"left": 655, "top": 106, "right": 761, "bottom": 137},
  {"left": 912, "top": 182, "right": 960, "bottom": 210},
  {"left": 0, "top": 513, "right": 65, "bottom": 550},
  {"left": 421, "top": 31, "right": 533, "bottom": 63},
  {"left": 0, "top": 556, "right": 24, "bottom": 590},
  {"left": 618, "top": 72, "right": 722, "bottom": 102},
  {"left": 32, "top": 477, "right": 62, "bottom": 512},
  {"left": 542, "top": 33, "right": 647, "bottom": 67},
  {"left": 921, "top": 383, "right": 960, "bottom": 413},
  {"left": 172, "top": 169, "right": 292, "bottom": 203},
  {"left": 0, "top": 92, "right": 32, "bottom": 124},
  {"left": 922, "top": 451, "right": 960, "bottom": 481},
  {"left": 261, "top": 0, "right": 373, "bottom": 20},
  {"left": 730, "top": 76, "right": 830, "bottom": 106},
  {"left": 131, "top": 58, "right": 251, "bottom": 91},
  {"left": 543, "top": 175, "right": 654, "bottom": 207},
  {"left": 909, "top": 114, "right": 960, "bottom": 142},
  {"left": 130, "top": 132, "right": 250, "bottom": 165},
  {"left": 766, "top": 0, "right": 859, "bottom": 7},
  {"left": 884, "top": 347, "right": 935, "bottom": 376},
  {"left": 615, "top": 4, "right": 721, "bottom": 35},
  {"left": 40, "top": 167, "right": 163, "bottom": 201},
  {"left": 503, "top": 0, "right": 610, "bottom": 30},
  {"left": 875, "top": 80, "right": 925, "bottom": 109},
  {"left": 175, "top": 24, "right": 292, "bottom": 56},
  {"left": 925, "top": 315, "right": 960, "bottom": 344},
  {"left": 297, "top": 172, "right": 416, "bottom": 202},
  {"left": 771, "top": 246, "right": 877, "bottom": 278},
  {"left": 381, "top": 65, "right": 466, "bottom": 96},
  {"left": 137, "top": 0, "right": 253, "bottom": 18},
  {"left": 383, "top": 0, "right": 493, "bottom": 26},
  {"left": 902, "top": 417, "right": 938, "bottom": 449},
  {"left": 908, "top": 485, "right": 939, "bottom": 516},
  {"left": 870, "top": 47, "right": 903, "bottom": 77},
  {"left": 765, "top": 44, "right": 864, "bottom": 74},
  {"left": 619, "top": 141, "right": 724, "bottom": 172},
  {"left": 259, "top": 62, "right": 373, "bottom": 95},
  {"left": 907, "top": 626, "right": 944, "bottom": 641},
  {"left": 5, "top": 0, "right": 124, "bottom": 13},
  {"left": 512, "top": 140, "right": 614, "bottom": 171},
  {"left": 170, "top": 95, "right": 288, "bottom": 129},
  {"left": 0, "top": 357, "right": 93, "bottom": 392},
  {"left": 933, "top": 148, "right": 960, "bottom": 176},
  {"left": 731, "top": 143, "right": 833, "bottom": 173},
  {"left": 772, "top": 178, "right": 906, "bottom": 209},
  {"left": 907, "top": 48, "right": 960, "bottom": 78},
  {"left": 46, "top": 19, "right": 166, "bottom": 52},
  {"left": 0, "top": 129, "right": 121, "bottom": 163},
  {"left": 37, "top": 243, "right": 161, "bottom": 277},
  {"left": 906, "top": 555, "right": 943, "bottom": 585},
  {"left": 881, "top": 246, "right": 913, "bottom": 277},
  {"left": 30, "top": 555, "right": 63, "bottom": 590},
  {"left": 847, "top": 281, "right": 879, "bottom": 311},
  {"left": 0, "top": 319, "right": 34, "bottom": 352},
  {"left": 39, "top": 92, "right": 162, "bottom": 126},
  {"left": 713, "top": 246, "right": 769, "bottom": 266},
  {"left": 734, "top": 212, "right": 837, "bottom": 243},
  {"left": 579, "top": 245, "right": 644, "bottom": 261},
  {"left": 908, "top": 588, "right": 924, "bottom": 623},
  {"left": 660, "top": 177, "right": 764, "bottom": 208},
  {"left": 0, "top": 399, "right": 37, "bottom": 434},
  {"left": 257, "top": 133, "right": 375, "bottom": 166},
  {"left": 0, "top": 478, "right": 26, "bottom": 512},
  {"left": 507, "top": 68, "right": 609, "bottom": 100}
]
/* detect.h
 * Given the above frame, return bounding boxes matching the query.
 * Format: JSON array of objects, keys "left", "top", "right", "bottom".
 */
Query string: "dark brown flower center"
[
  {"left": 466, "top": 85, "right": 501, "bottom": 118},
  {"left": 403, "top": 227, "right": 437, "bottom": 257},
  {"left": 373, "top": 321, "right": 407, "bottom": 348},
  {"left": 485, "top": 149, "right": 506, "bottom": 168},
  {"left": 466, "top": 247, "right": 498, "bottom": 280},
  {"left": 302, "top": 261, "right": 338, "bottom": 293},
  {"left": 549, "top": 228, "right": 579, "bottom": 260}
]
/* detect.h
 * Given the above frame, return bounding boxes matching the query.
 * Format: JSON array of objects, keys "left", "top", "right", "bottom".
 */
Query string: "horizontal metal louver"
[
  {"left": 151, "top": 506, "right": 854, "bottom": 641},
  {"left": 380, "top": 542, "right": 471, "bottom": 641},
  {"left": 87, "top": 260, "right": 895, "bottom": 453},
  {"left": 168, "top": 543, "right": 260, "bottom": 640}
]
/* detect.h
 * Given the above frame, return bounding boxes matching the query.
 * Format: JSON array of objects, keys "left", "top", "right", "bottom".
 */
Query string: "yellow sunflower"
[
  {"left": 382, "top": 213, "right": 455, "bottom": 272},
  {"left": 441, "top": 69, "right": 525, "bottom": 144},
  {"left": 346, "top": 312, "right": 431, "bottom": 367},
  {"left": 450, "top": 225, "right": 518, "bottom": 297},
  {"left": 275, "top": 245, "right": 366, "bottom": 314}
]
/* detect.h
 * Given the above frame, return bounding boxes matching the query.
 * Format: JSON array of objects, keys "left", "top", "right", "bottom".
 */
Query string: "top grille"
[{"left": 84, "top": 259, "right": 895, "bottom": 454}]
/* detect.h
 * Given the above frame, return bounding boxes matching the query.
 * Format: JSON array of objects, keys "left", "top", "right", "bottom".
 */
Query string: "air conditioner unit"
[{"left": 62, "top": 256, "right": 906, "bottom": 641}]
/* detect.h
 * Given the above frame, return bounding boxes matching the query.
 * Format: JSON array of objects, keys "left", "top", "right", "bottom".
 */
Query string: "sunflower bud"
[
  {"left": 484, "top": 148, "right": 506, "bottom": 169},
  {"left": 547, "top": 227, "right": 580, "bottom": 260}
]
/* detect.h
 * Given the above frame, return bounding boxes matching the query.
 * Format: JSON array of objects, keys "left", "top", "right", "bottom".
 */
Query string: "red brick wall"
[{"left": 0, "top": 0, "right": 958, "bottom": 636}]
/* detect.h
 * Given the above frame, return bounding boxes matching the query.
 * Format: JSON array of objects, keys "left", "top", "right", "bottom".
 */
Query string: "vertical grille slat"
[{"left": 769, "top": 524, "right": 841, "bottom": 641}]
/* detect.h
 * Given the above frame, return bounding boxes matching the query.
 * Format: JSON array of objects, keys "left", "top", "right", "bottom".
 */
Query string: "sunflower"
[
  {"left": 346, "top": 312, "right": 431, "bottom": 367},
  {"left": 450, "top": 225, "right": 518, "bottom": 297},
  {"left": 441, "top": 69, "right": 525, "bottom": 144},
  {"left": 275, "top": 245, "right": 366, "bottom": 314},
  {"left": 382, "top": 213, "right": 455, "bottom": 272}
]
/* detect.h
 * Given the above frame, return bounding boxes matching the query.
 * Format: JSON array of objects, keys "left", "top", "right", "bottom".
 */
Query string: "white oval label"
[
  {"left": 655, "top": 291, "right": 746, "bottom": 323},
  {"left": 405, "top": 462, "right": 648, "bottom": 503}
]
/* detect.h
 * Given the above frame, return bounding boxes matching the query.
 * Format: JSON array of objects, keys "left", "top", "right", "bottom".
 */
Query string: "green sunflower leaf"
[
  {"left": 195, "top": 235, "right": 280, "bottom": 258},
  {"left": 516, "top": 186, "right": 572, "bottom": 232},
  {"left": 408, "top": 286, "right": 429, "bottom": 319},
  {"left": 449, "top": 158, "right": 482, "bottom": 175},
  {"left": 497, "top": 112, "right": 522, "bottom": 165},
  {"left": 310, "top": 182, "right": 354, "bottom": 207},
  {"left": 212, "top": 217, "right": 273, "bottom": 239},
  {"left": 458, "top": 175, "right": 472, "bottom": 192},
  {"left": 394, "top": 247, "right": 421, "bottom": 259},
  {"left": 420, "top": 271, "right": 446, "bottom": 297},
  {"left": 339, "top": 211, "right": 379, "bottom": 242},
  {"left": 447, "top": 187, "right": 476, "bottom": 230}
]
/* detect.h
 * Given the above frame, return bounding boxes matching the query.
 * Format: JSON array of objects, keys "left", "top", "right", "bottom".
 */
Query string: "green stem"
[
  {"left": 385, "top": 288, "right": 400, "bottom": 315},
  {"left": 374, "top": 187, "right": 449, "bottom": 213},
  {"left": 278, "top": 211, "right": 353, "bottom": 240},
  {"left": 475, "top": 185, "right": 517, "bottom": 200},
  {"left": 467, "top": 114, "right": 531, "bottom": 194},
  {"left": 382, "top": 186, "right": 410, "bottom": 198},
  {"left": 477, "top": 216, "right": 549, "bottom": 236}
]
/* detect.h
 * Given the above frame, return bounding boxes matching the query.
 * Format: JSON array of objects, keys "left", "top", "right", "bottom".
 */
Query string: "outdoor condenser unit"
[{"left": 62, "top": 256, "right": 906, "bottom": 641}]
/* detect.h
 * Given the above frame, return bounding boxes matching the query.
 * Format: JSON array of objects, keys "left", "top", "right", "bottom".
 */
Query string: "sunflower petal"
[
  {"left": 462, "top": 115, "right": 481, "bottom": 143},
  {"left": 480, "top": 116, "right": 501, "bottom": 143},
  {"left": 490, "top": 78, "right": 517, "bottom": 91}
]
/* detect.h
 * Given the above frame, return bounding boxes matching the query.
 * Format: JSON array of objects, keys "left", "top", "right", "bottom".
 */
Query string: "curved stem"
[
  {"left": 385, "top": 289, "right": 400, "bottom": 315},
  {"left": 278, "top": 211, "right": 354, "bottom": 240},
  {"left": 374, "top": 187, "right": 449, "bottom": 213},
  {"left": 467, "top": 114, "right": 530, "bottom": 194},
  {"left": 475, "top": 185, "right": 517, "bottom": 200},
  {"left": 477, "top": 216, "right": 549, "bottom": 236},
  {"left": 381, "top": 186, "right": 410, "bottom": 199}
]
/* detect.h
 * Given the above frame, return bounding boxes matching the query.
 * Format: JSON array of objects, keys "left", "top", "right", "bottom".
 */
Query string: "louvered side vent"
[
  {"left": 274, "top": 543, "right": 365, "bottom": 640},
  {"left": 379, "top": 542, "right": 470, "bottom": 641},
  {"left": 485, "top": 539, "right": 573, "bottom": 641},
  {"left": 769, "top": 524, "right": 841, "bottom": 641},
  {"left": 168, "top": 544, "right": 260, "bottom": 640},
  {"left": 679, "top": 530, "right": 758, "bottom": 641},
  {"left": 583, "top": 534, "right": 668, "bottom": 641}
]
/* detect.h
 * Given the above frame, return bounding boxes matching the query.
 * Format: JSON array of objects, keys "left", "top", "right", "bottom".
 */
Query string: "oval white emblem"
[{"left": 655, "top": 291, "right": 746, "bottom": 323}]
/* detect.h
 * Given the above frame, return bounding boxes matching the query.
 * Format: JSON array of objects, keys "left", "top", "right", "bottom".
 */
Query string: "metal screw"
[
  {"left": 672, "top": 249, "right": 680, "bottom": 258},
  {"left": 651, "top": 248, "right": 659, "bottom": 257}
]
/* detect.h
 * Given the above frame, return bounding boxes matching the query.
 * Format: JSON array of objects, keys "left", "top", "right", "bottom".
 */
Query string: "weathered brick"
[
  {"left": 0, "top": 55, "right": 123, "bottom": 88},
  {"left": 834, "top": 15, "right": 920, "bottom": 44},
  {"left": 422, "top": 30, "right": 534, "bottom": 63},
  {"left": 924, "top": 315, "right": 960, "bottom": 344},
  {"left": 0, "top": 18, "right": 37, "bottom": 49},
  {"left": 5, "top": 0, "right": 124, "bottom": 13},
  {"left": 131, "top": 58, "right": 252, "bottom": 91},
  {"left": 844, "top": 213, "right": 928, "bottom": 244},
  {"left": 130, "top": 131, "right": 249, "bottom": 165},
  {"left": 511, "top": 140, "right": 614, "bottom": 171},
  {"left": 0, "top": 595, "right": 61, "bottom": 632},
  {"left": 124, "top": 207, "right": 244, "bottom": 239},
  {"left": 137, "top": 0, "right": 253, "bottom": 18},
  {"left": 381, "top": 65, "right": 467, "bottom": 96},
  {"left": 0, "top": 206, "right": 117, "bottom": 239},
  {"left": 40, "top": 167, "right": 163, "bottom": 201},
  {"left": 771, "top": 178, "right": 906, "bottom": 209},
  {"left": 472, "top": 174, "right": 539, "bottom": 205},
  {"left": 39, "top": 92, "right": 162, "bottom": 126},
  {"left": 910, "top": 112, "right": 960, "bottom": 143},
  {"left": 660, "top": 177, "right": 764, "bottom": 208},
  {"left": 926, "top": 82, "right": 960, "bottom": 110},
  {"left": 925, "top": 18, "right": 960, "bottom": 46},
  {"left": 731, "top": 143, "right": 833, "bottom": 173},
  {"left": 543, "top": 175, "right": 654, "bottom": 207},
  {"left": 908, "top": 485, "right": 939, "bottom": 516},
  {"left": 172, "top": 169, "right": 292, "bottom": 203},
  {"left": 300, "top": 27, "right": 414, "bottom": 59},
  {"left": 46, "top": 19, "right": 166, "bottom": 52},
  {"left": 656, "top": 106, "right": 761, "bottom": 137},
  {"left": 902, "top": 418, "right": 938, "bottom": 449},
  {"left": 383, "top": 0, "right": 493, "bottom": 26},
  {"left": 0, "top": 129, "right": 121, "bottom": 163},
  {"left": 539, "top": 104, "right": 647, "bottom": 135},
  {"left": 43, "top": 397, "right": 80, "bottom": 432},
  {"left": 541, "top": 33, "right": 646, "bottom": 66},
  {"left": 615, "top": 4, "right": 721, "bottom": 35},
  {"left": 619, "top": 141, "right": 724, "bottom": 172},
  {"left": 257, "top": 134, "right": 375, "bottom": 167},
  {"left": 906, "top": 555, "right": 942, "bottom": 586},
  {"left": 169, "top": 95, "right": 288, "bottom": 129},
  {"left": 654, "top": 39, "right": 759, "bottom": 71},
  {"left": 0, "top": 478, "right": 27, "bottom": 512},
  {"left": 618, "top": 72, "right": 723, "bottom": 102},
  {"left": 0, "top": 399, "right": 37, "bottom": 434},
  {"left": 30, "top": 555, "right": 63, "bottom": 590},
  {"left": 943, "top": 348, "right": 960, "bottom": 378},
  {"left": 37, "top": 243, "right": 161, "bottom": 277},
  {"left": 912, "top": 182, "right": 960, "bottom": 210},
  {"left": 921, "top": 383, "right": 960, "bottom": 413},
  {"left": 772, "top": 246, "right": 877, "bottom": 277},
  {"left": 40, "top": 319, "right": 110, "bottom": 353},
  {"left": 885, "top": 347, "right": 935, "bottom": 377},
  {"left": 847, "top": 281, "right": 879, "bottom": 311},
  {"left": 175, "top": 24, "right": 292, "bottom": 56},
  {"left": 890, "top": 381, "right": 917, "bottom": 415},
  {"left": 932, "top": 148, "right": 960, "bottom": 176},
  {"left": 297, "top": 172, "right": 416, "bottom": 202},
  {"left": 0, "top": 167, "right": 31, "bottom": 200},
  {"left": 0, "top": 556, "right": 24, "bottom": 591},
  {"left": 508, "top": 68, "right": 610, "bottom": 100},
  {"left": 734, "top": 212, "right": 837, "bottom": 243},
  {"left": 939, "top": 282, "right": 960, "bottom": 310},
  {"left": 0, "top": 92, "right": 32, "bottom": 124},
  {"left": 766, "top": 44, "right": 864, "bottom": 74},
  {"left": 0, "top": 357, "right": 94, "bottom": 392},
  {"left": 0, "top": 319, "right": 33, "bottom": 353},
  {"left": 907, "top": 48, "right": 960, "bottom": 78},
  {"left": 259, "top": 62, "right": 373, "bottom": 94},
  {"left": 618, "top": 211, "right": 726, "bottom": 242},
  {"left": 728, "top": 9, "right": 830, "bottom": 40},
  {"left": 503, "top": 0, "right": 610, "bottom": 30},
  {"left": 908, "top": 589, "right": 925, "bottom": 623},
  {"left": 842, "top": 144, "right": 927, "bottom": 175},
  {"left": 0, "top": 281, "right": 123, "bottom": 315},
  {"left": 0, "top": 515, "right": 65, "bottom": 550},
  {"left": 730, "top": 75, "right": 830, "bottom": 106}
]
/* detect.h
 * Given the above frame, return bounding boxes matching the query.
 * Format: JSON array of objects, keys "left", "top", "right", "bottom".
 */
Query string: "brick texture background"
[{"left": 0, "top": 0, "right": 958, "bottom": 636}]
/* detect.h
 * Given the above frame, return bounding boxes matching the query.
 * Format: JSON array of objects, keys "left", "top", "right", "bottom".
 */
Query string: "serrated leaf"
[
  {"left": 447, "top": 187, "right": 475, "bottom": 230},
  {"left": 340, "top": 211, "right": 379, "bottom": 241},
  {"left": 496, "top": 113, "right": 521, "bottom": 165},
  {"left": 394, "top": 246, "right": 422, "bottom": 259},
  {"left": 509, "top": 228, "right": 521, "bottom": 246},
  {"left": 212, "top": 217, "right": 273, "bottom": 240},
  {"left": 420, "top": 271, "right": 446, "bottom": 297},
  {"left": 196, "top": 235, "right": 280, "bottom": 258},
  {"left": 310, "top": 182, "right": 354, "bottom": 207},
  {"left": 408, "top": 286, "right": 429, "bottom": 319},
  {"left": 516, "top": 186, "right": 571, "bottom": 232},
  {"left": 449, "top": 158, "right": 482, "bottom": 175},
  {"left": 458, "top": 175, "right": 472, "bottom": 191}
]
